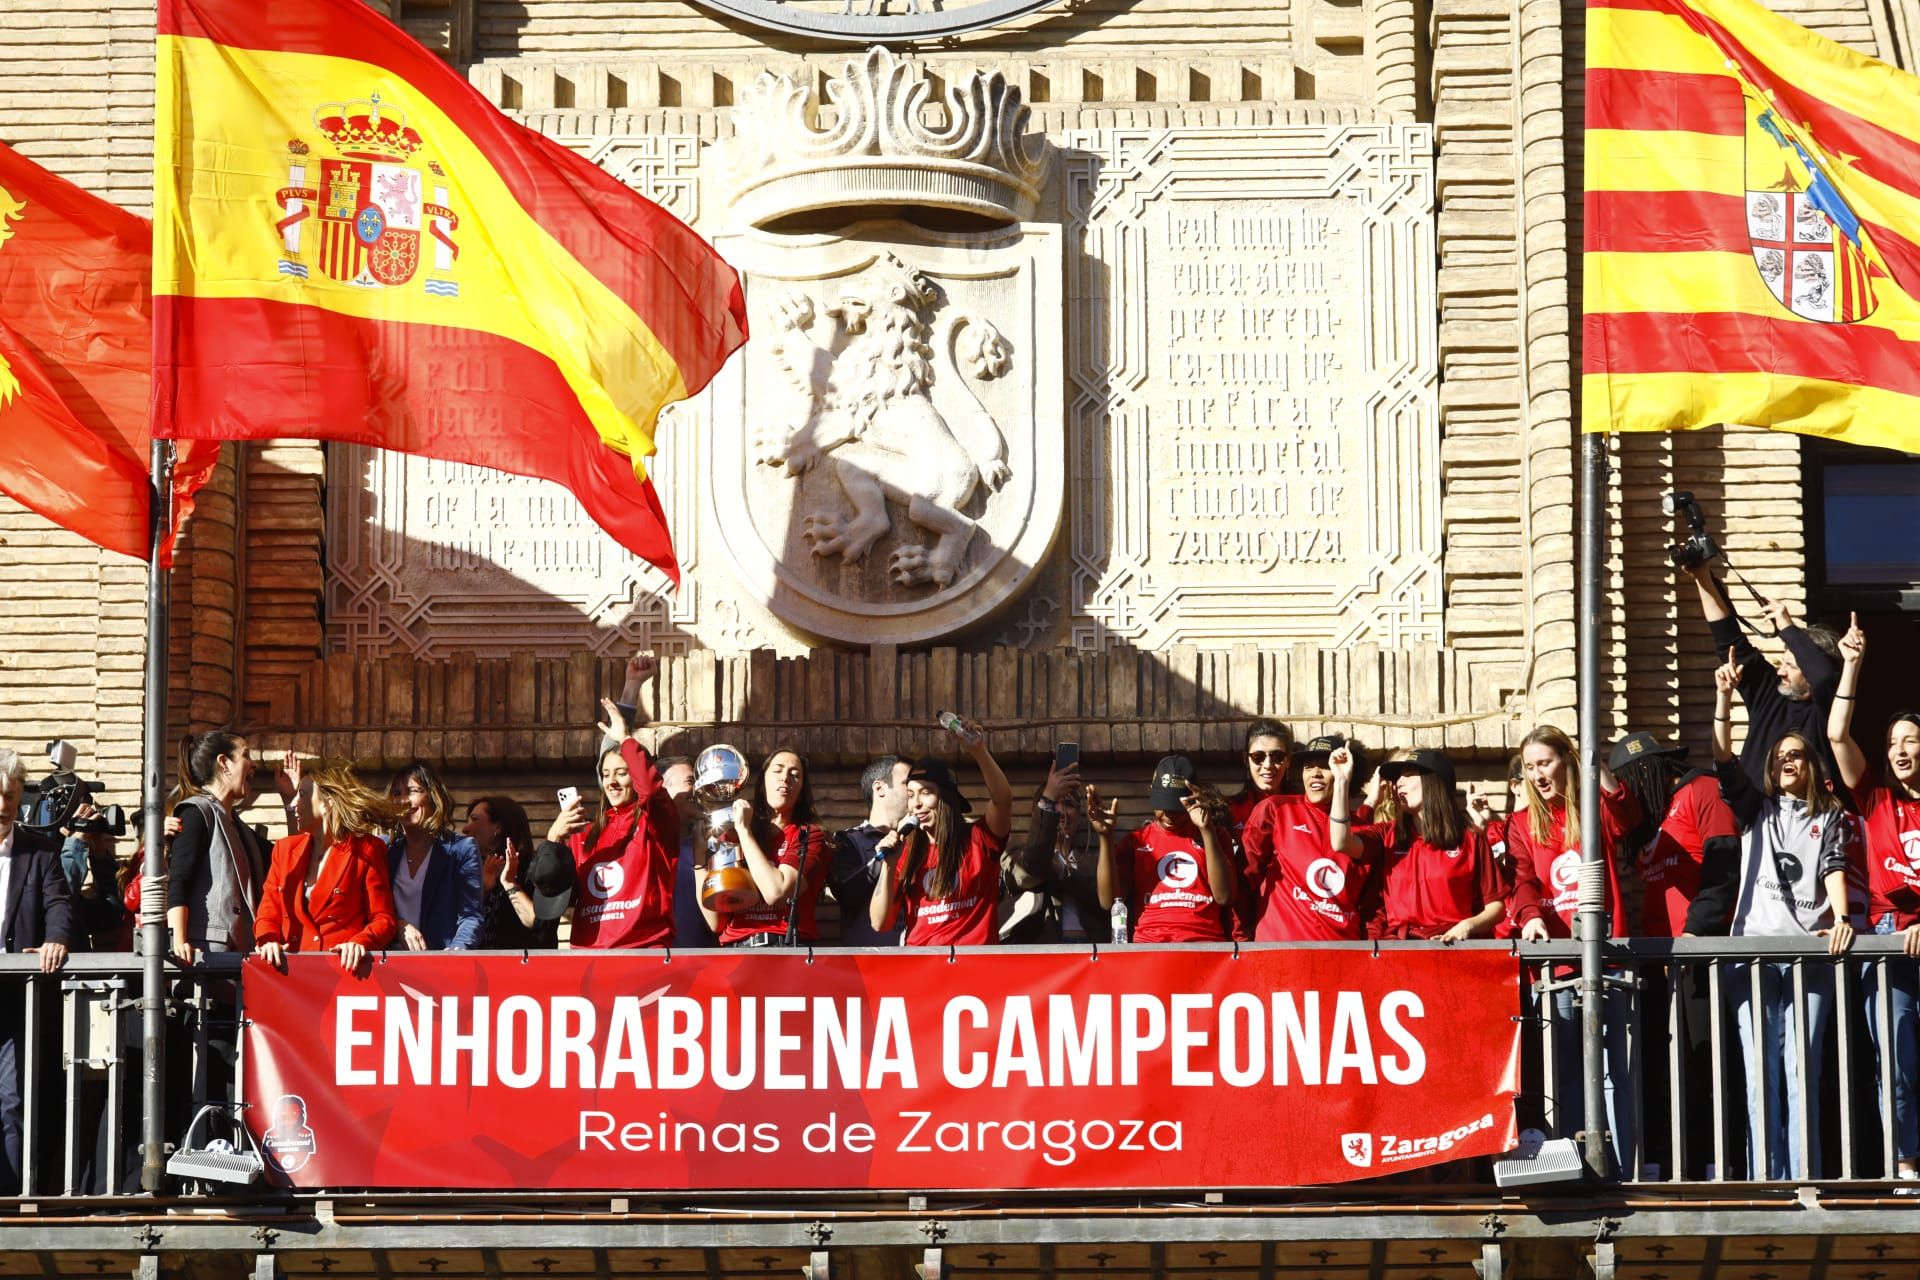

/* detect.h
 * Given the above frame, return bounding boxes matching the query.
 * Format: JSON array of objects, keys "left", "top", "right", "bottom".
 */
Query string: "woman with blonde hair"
[
  {"left": 386, "top": 761, "right": 483, "bottom": 951},
  {"left": 255, "top": 760, "right": 402, "bottom": 971},
  {"left": 1506, "top": 723, "right": 1641, "bottom": 1177}
]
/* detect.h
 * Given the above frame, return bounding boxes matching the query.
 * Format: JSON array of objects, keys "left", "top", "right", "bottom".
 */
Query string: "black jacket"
[
  {"left": 1708, "top": 597, "right": 1840, "bottom": 793},
  {"left": 1, "top": 825, "right": 74, "bottom": 953}
]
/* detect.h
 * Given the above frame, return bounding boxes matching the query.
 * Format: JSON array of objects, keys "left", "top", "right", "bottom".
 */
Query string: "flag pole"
[
  {"left": 138, "top": 438, "right": 174, "bottom": 1194},
  {"left": 1576, "top": 428, "right": 1611, "bottom": 1179}
]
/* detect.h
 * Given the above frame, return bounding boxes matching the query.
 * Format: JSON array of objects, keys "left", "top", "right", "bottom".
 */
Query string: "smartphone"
[
  {"left": 1054, "top": 741, "right": 1080, "bottom": 771},
  {"left": 557, "top": 786, "right": 580, "bottom": 808}
]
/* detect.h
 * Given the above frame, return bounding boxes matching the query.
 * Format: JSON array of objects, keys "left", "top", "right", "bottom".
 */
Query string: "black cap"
[
  {"left": 1608, "top": 732, "right": 1687, "bottom": 774},
  {"left": 906, "top": 757, "right": 972, "bottom": 814},
  {"left": 525, "top": 843, "right": 577, "bottom": 923},
  {"left": 1294, "top": 734, "right": 1347, "bottom": 762},
  {"left": 1149, "top": 755, "right": 1198, "bottom": 810},
  {"left": 1378, "top": 748, "right": 1457, "bottom": 793}
]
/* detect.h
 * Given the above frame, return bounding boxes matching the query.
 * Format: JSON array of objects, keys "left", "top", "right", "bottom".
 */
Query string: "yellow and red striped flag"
[
  {"left": 152, "top": 0, "right": 748, "bottom": 580},
  {"left": 1584, "top": 0, "right": 1920, "bottom": 451}
]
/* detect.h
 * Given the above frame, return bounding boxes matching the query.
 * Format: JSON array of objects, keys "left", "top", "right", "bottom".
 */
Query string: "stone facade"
[{"left": 3, "top": 0, "right": 1915, "bottom": 820}]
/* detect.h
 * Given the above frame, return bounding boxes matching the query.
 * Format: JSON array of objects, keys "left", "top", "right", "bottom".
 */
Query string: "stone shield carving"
[{"left": 708, "top": 222, "right": 1064, "bottom": 644}]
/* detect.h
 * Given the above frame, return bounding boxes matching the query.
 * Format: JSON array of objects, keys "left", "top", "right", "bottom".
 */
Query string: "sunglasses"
[
  {"left": 1247, "top": 750, "right": 1286, "bottom": 765},
  {"left": 1774, "top": 749, "right": 1808, "bottom": 765}
]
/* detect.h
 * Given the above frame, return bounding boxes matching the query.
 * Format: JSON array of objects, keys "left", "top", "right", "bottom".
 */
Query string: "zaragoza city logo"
[{"left": 273, "top": 94, "right": 461, "bottom": 298}]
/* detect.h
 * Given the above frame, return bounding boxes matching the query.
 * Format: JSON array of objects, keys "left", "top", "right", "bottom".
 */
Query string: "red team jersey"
[
  {"left": 1372, "top": 826, "right": 1504, "bottom": 940},
  {"left": 1638, "top": 772, "right": 1738, "bottom": 938},
  {"left": 897, "top": 823, "right": 1006, "bottom": 947},
  {"left": 1850, "top": 778, "right": 1920, "bottom": 929},
  {"left": 714, "top": 821, "right": 832, "bottom": 945},
  {"left": 568, "top": 740, "right": 680, "bottom": 949},
  {"left": 1239, "top": 795, "right": 1377, "bottom": 940},
  {"left": 1508, "top": 786, "right": 1640, "bottom": 938},
  {"left": 1125, "top": 819, "right": 1226, "bottom": 943}
]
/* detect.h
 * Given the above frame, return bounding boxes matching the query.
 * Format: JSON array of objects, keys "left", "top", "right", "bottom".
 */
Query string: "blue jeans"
[
  {"left": 1727, "top": 961, "right": 1833, "bottom": 1180},
  {"left": 1545, "top": 977, "right": 1634, "bottom": 1176},
  {"left": 1866, "top": 914, "right": 1920, "bottom": 1165}
]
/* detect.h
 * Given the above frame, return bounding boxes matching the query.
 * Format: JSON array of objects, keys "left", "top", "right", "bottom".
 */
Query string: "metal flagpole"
[
  {"left": 139, "top": 438, "right": 174, "bottom": 1194},
  {"left": 1576, "top": 429, "right": 1610, "bottom": 1179}
]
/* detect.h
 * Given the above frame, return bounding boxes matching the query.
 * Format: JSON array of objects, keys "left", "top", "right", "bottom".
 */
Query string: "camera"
[
  {"left": 1662, "top": 490, "right": 1721, "bottom": 571},
  {"left": 21, "top": 740, "right": 119, "bottom": 837}
]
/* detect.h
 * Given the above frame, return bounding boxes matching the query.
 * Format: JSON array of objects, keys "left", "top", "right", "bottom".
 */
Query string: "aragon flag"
[
  {"left": 1584, "top": 0, "right": 1920, "bottom": 452},
  {"left": 0, "top": 141, "right": 216, "bottom": 563},
  {"left": 152, "top": 0, "right": 748, "bottom": 582}
]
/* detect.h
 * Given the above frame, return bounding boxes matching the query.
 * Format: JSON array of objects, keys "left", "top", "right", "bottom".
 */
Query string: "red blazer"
[{"left": 254, "top": 832, "right": 399, "bottom": 952}]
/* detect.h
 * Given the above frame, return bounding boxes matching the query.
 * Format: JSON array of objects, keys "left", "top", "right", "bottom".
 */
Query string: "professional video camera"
[
  {"left": 22, "top": 739, "right": 126, "bottom": 838},
  {"left": 1662, "top": 490, "right": 1722, "bottom": 571}
]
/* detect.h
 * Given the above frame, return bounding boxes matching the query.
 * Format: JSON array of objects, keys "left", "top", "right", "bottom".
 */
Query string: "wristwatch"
[{"left": 1036, "top": 797, "right": 1058, "bottom": 814}]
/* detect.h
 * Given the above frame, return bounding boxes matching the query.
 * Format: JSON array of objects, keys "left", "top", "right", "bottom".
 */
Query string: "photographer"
[
  {"left": 0, "top": 748, "right": 72, "bottom": 1194},
  {"left": 1683, "top": 562, "right": 1842, "bottom": 791},
  {"left": 57, "top": 802, "right": 127, "bottom": 953}
]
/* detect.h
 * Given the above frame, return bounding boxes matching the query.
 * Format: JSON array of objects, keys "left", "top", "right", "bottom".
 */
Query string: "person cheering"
[
  {"left": 869, "top": 720, "right": 1015, "bottom": 947},
  {"left": 254, "top": 760, "right": 400, "bottom": 972},
  {"left": 1239, "top": 743, "right": 1375, "bottom": 940},
  {"left": 1097, "top": 757, "right": 1234, "bottom": 943},
  {"left": 702, "top": 748, "right": 831, "bottom": 947},
  {"left": 1371, "top": 749, "right": 1504, "bottom": 942}
]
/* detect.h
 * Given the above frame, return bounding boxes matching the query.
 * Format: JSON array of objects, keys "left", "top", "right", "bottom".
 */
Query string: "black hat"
[
  {"left": 1149, "top": 755, "right": 1198, "bottom": 810},
  {"left": 1294, "top": 734, "right": 1347, "bottom": 762},
  {"left": 1608, "top": 732, "right": 1687, "bottom": 774},
  {"left": 1377, "top": 748, "right": 1457, "bottom": 793},
  {"left": 525, "top": 843, "right": 577, "bottom": 923},
  {"left": 906, "top": 758, "right": 972, "bottom": 814}
]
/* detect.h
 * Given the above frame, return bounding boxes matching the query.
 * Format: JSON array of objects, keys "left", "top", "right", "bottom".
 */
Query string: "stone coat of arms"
[{"left": 708, "top": 223, "right": 1063, "bottom": 644}]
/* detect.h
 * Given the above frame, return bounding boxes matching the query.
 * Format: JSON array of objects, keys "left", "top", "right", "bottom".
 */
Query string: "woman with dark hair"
[
  {"left": 385, "top": 762, "right": 483, "bottom": 951},
  {"left": 701, "top": 747, "right": 831, "bottom": 947},
  {"left": 167, "top": 728, "right": 267, "bottom": 963},
  {"left": 1507, "top": 724, "right": 1641, "bottom": 1177},
  {"left": 1825, "top": 618, "right": 1917, "bottom": 1178},
  {"left": 1239, "top": 744, "right": 1376, "bottom": 940},
  {"left": 1691, "top": 650, "right": 1854, "bottom": 1180},
  {"left": 1467, "top": 753, "right": 1527, "bottom": 940},
  {"left": 547, "top": 696, "right": 674, "bottom": 949},
  {"left": 1229, "top": 719, "right": 1294, "bottom": 834},
  {"left": 1371, "top": 749, "right": 1504, "bottom": 941},
  {"left": 254, "top": 760, "right": 401, "bottom": 971},
  {"left": 869, "top": 720, "right": 1015, "bottom": 947},
  {"left": 1002, "top": 762, "right": 1108, "bottom": 944},
  {"left": 467, "top": 795, "right": 561, "bottom": 951},
  {"left": 1096, "top": 756, "right": 1234, "bottom": 943}
]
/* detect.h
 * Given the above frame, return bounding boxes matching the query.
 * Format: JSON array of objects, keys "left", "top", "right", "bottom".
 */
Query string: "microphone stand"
[{"left": 784, "top": 824, "right": 811, "bottom": 947}]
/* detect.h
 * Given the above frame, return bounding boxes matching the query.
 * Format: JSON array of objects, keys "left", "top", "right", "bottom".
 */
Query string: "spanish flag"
[
  {"left": 1584, "top": 0, "right": 1920, "bottom": 452},
  {"left": 153, "top": 0, "right": 748, "bottom": 581},
  {"left": 0, "top": 141, "right": 216, "bottom": 563}
]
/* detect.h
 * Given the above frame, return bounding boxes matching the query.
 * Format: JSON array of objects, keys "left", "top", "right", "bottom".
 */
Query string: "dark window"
[{"left": 1805, "top": 440, "right": 1920, "bottom": 608}]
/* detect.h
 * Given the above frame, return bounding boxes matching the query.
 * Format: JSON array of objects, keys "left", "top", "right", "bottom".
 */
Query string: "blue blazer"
[{"left": 386, "top": 832, "right": 484, "bottom": 950}]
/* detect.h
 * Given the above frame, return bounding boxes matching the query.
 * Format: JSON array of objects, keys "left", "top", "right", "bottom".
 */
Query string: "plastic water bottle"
[{"left": 1109, "top": 900, "right": 1129, "bottom": 945}]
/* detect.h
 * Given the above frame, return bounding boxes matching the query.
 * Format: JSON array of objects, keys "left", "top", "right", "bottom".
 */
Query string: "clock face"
[{"left": 689, "top": 0, "right": 1067, "bottom": 43}]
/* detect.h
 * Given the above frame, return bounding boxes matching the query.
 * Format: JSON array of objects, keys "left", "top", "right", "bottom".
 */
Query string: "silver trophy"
[{"left": 693, "top": 745, "right": 758, "bottom": 909}]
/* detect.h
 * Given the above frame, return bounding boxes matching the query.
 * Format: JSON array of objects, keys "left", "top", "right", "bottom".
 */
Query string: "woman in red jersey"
[
  {"left": 549, "top": 697, "right": 679, "bottom": 949},
  {"left": 1239, "top": 744, "right": 1375, "bottom": 940},
  {"left": 1097, "top": 756, "right": 1235, "bottom": 943},
  {"left": 1370, "top": 749, "right": 1504, "bottom": 941},
  {"left": 255, "top": 760, "right": 401, "bottom": 972},
  {"left": 1227, "top": 719, "right": 1293, "bottom": 836},
  {"left": 1507, "top": 724, "right": 1641, "bottom": 1177},
  {"left": 703, "top": 747, "right": 831, "bottom": 948},
  {"left": 1827, "top": 617, "right": 1920, "bottom": 1177},
  {"left": 869, "top": 720, "right": 1014, "bottom": 947}
]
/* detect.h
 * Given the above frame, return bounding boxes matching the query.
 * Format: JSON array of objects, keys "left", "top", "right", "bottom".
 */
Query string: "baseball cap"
[
  {"left": 1294, "top": 734, "right": 1347, "bottom": 762},
  {"left": 1149, "top": 755, "right": 1198, "bottom": 810},
  {"left": 525, "top": 842, "right": 577, "bottom": 923},
  {"left": 1377, "top": 748, "right": 1457, "bottom": 793},
  {"left": 1607, "top": 732, "right": 1687, "bottom": 774},
  {"left": 906, "top": 757, "right": 972, "bottom": 814}
]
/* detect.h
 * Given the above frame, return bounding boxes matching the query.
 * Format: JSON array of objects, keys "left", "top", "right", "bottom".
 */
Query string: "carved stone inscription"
[
  {"left": 1161, "top": 211, "right": 1349, "bottom": 571},
  {"left": 1065, "top": 126, "right": 1441, "bottom": 651}
]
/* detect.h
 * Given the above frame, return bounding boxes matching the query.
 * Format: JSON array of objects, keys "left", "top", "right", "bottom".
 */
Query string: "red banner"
[{"left": 241, "top": 948, "right": 1521, "bottom": 1190}]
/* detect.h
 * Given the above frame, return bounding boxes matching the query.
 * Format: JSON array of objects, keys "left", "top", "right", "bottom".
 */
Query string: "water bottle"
[{"left": 1109, "top": 900, "right": 1129, "bottom": 945}]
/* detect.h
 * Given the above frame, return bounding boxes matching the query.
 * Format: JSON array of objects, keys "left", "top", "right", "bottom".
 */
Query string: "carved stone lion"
[{"left": 761, "top": 253, "right": 1012, "bottom": 589}]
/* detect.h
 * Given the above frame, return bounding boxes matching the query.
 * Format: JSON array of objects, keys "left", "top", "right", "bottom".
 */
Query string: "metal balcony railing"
[{"left": 0, "top": 939, "right": 1914, "bottom": 1199}]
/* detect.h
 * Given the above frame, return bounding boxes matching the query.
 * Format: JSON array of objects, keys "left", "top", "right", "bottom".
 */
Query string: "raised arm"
[
  {"left": 1182, "top": 784, "right": 1235, "bottom": 906},
  {"left": 598, "top": 654, "right": 656, "bottom": 755},
  {"left": 1828, "top": 614, "right": 1868, "bottom": 790},
  {"left": 1326, "top": 747, "right": 1362, "bottom": 856},
  {"left": 1712, "top": 649, "right": 1739, "bottom": 764},
  {"left": 1087, "top": 786, "right": 1123, "bottom": 910},
  {"left": 959, "top": 719, "right": 1014, "bottom": 841}
]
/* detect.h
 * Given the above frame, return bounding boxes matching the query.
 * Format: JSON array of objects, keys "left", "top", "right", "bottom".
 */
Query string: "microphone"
[{"left": 896, "top": 814, "right": 921, "bottom": 838}]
